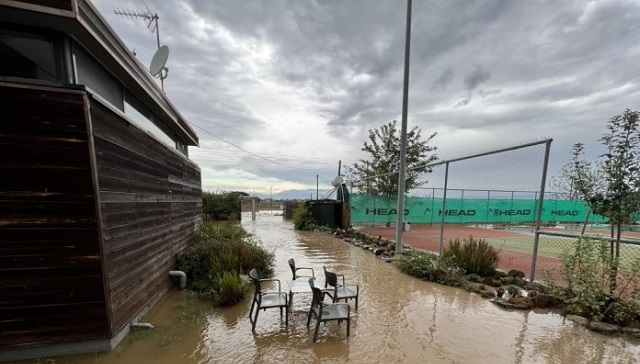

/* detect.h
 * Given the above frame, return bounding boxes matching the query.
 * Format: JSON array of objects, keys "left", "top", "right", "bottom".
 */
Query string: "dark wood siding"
[
  {"left": 90, "top": 100, "right": 201, "bottom": 334},
  {"left": 0, "top": 85, "right": 109, "bottom": 348}
]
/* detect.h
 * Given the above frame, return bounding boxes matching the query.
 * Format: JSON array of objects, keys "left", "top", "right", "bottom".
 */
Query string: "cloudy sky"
[{"left": 92, "top": 0, "right": 640, "bottom": 198}]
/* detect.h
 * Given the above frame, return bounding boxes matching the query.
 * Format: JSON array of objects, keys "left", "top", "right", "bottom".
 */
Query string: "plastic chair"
[
  {"left": 323, "top": 266, "right": 359, "bottom": 310},
  {"left": 248, "top": 268, "right": 289, "bottom": 331},
  {"left": 306, "top": 278, "right": 350, "bottom": 342},
  {"left": 288, "top": 258, "right": 315, "bottom": 280}
]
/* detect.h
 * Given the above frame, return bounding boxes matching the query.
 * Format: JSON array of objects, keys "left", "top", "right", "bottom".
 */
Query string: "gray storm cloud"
[
  {"left": 464, "top": 65, "right": 491, "bottom": 95},
  {"left": 431, "top": 67, "right": 454, "bottom": 90}
]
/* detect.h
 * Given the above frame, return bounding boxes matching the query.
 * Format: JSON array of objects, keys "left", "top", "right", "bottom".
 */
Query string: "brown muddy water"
[{"left": 14, "top": 212, "right": 640, "bottom": 364}]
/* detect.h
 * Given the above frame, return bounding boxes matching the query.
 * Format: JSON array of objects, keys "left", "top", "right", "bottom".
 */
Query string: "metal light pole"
[{"left": 395, "top": 0, "right": 412, "bottom": 254}]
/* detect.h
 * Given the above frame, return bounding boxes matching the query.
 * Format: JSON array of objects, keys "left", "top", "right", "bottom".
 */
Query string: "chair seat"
[
  {"left": 260, "top": 293, "right": 288, "bottom": 308},
  {"left": 249, "top": 268, "right": 288, "bottom": 332},
  {"left": 335, "top": 287, "right": 357, "bottom": 299},
  {"left": 313, "top": 305, "right": 349, "bottom": 320}
]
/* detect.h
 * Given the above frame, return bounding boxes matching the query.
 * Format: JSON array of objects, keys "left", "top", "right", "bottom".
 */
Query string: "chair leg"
[
  {"left": 285, "top": 305, "right": 289, "bottom": 327},
  {"left": 289, "top": 291, "right": 293, "bottom": 312},
  {"left": 306, "top": 310, "right": 312, "bottom": 327},
  {"left": 346, "top": 317, "right": 350, "bottom": 337},
  {"left": 252, "top": 307, "right": 259, "bottom": 331},
  {"left": 249, "top": 299, "right": 255, "bottom": 323},
  {"left": 355, "top": 297, "right": 358, "bottom": 311},
  {"left": 313, "top": 318, "right": 321, "bottom": 342}
]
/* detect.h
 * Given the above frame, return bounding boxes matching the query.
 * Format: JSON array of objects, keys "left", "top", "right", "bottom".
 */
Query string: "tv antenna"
[{"left": 114, "top": 1, "right": 168, "bottom": 90}]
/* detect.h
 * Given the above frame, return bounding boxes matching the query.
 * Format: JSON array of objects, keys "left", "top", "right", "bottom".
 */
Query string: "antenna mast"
[{"left": 114, "top": 2, "right": 167, "bottom": 90}]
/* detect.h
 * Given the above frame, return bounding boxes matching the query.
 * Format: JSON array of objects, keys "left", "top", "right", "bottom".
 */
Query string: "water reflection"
[{"left": 13, "top": 212, "right": 640, "bottom": 364}]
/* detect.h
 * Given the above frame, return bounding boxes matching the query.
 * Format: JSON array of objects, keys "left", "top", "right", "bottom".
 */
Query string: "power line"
[{"left": 192, "top": 124, "right": 336, "bottom": 171}]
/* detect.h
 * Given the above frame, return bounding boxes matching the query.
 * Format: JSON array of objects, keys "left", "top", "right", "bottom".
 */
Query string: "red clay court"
[{"left": 356, "top": 224, "right": 640, "bottom": 281}]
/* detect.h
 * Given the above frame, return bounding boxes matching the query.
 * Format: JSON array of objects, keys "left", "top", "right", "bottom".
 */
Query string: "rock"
[
  {"left": 373, "top": 248, "right": 385, "bottom": 256},
  {"left": 464, "top": 283, "right": 483, "bottom": 294},
  {"left": 508, "top": 269, "right": 526, "bottom": 279},
  {"left": 500, "top": 276, "right": 514, "bottom": 285},
  {"left": 532, "top": 293, "right": 561, "bottom": 308},
  {"left": 513, "top": 277, "right": 527, "bottom": 287},
  {"left": 589, "top": 321, "right": 620, "bottom": 335},
  {"left": 508, "top": 296, "right": 534, "bottom": 309},
  {"left": 523, "top": 282, "right": 549, "bottom": 293},
  {"left": 527, "top": 290, "right": 538, "bottom": 298},
  {"left": 481, "top": 290, "right": 496, "bottom": 299},
  {"left": 493, "top": 270, "right": 508, "bottom": 279},
  {"left": 380, "top": 256, "right": 395, "bottom": 263},
  {"left": 491, "top": 297, "right": 517, "bottom": 309},
  {"left": 566, "top": 315, "right": 589, "bottom": 326},
  {"left": 482, "top": 278, "right": 502, "bottom": 287},
  {"left": 622, "top": 327, "right": 640, "bottom": 338}
]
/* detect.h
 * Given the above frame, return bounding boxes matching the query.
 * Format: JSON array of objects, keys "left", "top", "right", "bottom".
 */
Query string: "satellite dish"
[
  {"left": 331, "top": 176, "right": 344, "bottom": 187},
  {"left": 149, "top": 45, "right": 169, "bottom": 77}
]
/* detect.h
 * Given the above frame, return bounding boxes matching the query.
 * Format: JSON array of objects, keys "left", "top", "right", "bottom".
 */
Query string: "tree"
[
  {"left": 570, "top": 109, "right": 640, "bottom": 292},
  {"left": 346, "top": 120, "right": 438, "bottom": 196},
  {"left": 551, "top": 143, "right": 609, "bottom": 201}
]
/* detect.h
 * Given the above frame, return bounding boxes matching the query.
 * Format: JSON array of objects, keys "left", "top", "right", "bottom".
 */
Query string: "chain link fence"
[
  {"left": 350, "top": 138, "right": 640, "bottom": 282},
  {"left": 351, "top": 140, "right": 553, "bottom": 280}
]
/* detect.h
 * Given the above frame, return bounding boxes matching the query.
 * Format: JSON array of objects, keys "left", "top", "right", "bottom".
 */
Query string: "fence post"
[
  {"left": 530, "top": 139, "right": 552, "bottom": 282},
  {"left": 438, "top": 162, "right": 449, "bottom": 256}
]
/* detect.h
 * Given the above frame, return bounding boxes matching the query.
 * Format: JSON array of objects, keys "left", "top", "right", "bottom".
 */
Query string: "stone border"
[{"left": 325, "top": 227, "right": 640, "bottom": 340}]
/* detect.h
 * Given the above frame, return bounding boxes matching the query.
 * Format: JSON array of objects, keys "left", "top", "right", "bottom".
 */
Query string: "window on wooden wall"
[
  {"left": 0, "top": 27, "right": 63, "bottom": 83},
  {"left": 72, "top": 43, "right": 124, "bottom": 110},
  {"left": 124, "top": 91, "right": 178, "bottom": 149}
]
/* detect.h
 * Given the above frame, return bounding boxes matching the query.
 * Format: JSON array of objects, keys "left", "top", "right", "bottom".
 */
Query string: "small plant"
[
  {"left": 467, "top": 273, "right": 482, "bottom": 282},
  {"left": 496, "top": 287, "right": 505, "bottom": 298},
  {"left": 506, "top": 285, "right": 521, "bottom": 297},
  {"left": 215, "top": 271, "right": 246, "bottom": 306},
  {"left": 544, "top": 236, "right": 640, "bottom": 324},
  {"left": 442, "top": 236, "right": 499, "bottom": 276},
  {"left": 396, "top": 250, "right": 464, "bottom": 286},
  {"left": 292, "top": 202, "right": 315, "bottom": 230}
]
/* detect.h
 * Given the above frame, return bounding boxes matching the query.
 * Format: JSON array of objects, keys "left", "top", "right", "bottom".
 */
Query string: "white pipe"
[
  {"left": 169, "top": 270, "right": 187, "bottom": 289},
  {"left": 130, "top": 322, "right": 154, "bottom": 329}
]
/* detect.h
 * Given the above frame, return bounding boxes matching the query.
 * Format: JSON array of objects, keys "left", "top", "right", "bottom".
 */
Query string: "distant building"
[{"left": 0, "top": 0, "right": 202, "bottom": 360}]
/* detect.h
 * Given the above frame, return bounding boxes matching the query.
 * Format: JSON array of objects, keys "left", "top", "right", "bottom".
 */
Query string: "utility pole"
[{"left": 395, "top": 0, "right": 412, "bottom": 254}]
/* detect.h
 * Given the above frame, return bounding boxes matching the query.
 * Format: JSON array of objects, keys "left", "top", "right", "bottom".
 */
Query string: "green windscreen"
[{"left": 350, "top": 194, "right": 614, "bottom": 224}]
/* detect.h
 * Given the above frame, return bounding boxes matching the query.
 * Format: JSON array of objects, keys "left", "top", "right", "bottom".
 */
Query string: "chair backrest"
[
  {"left": 288, "top": 258, "right": 296, "bottom": 279},
  {"left": 308, "top": 278, "right": 324, "bottom": 307},
  {"left": 323, "top": 266, "right": 338, "bottom": 288},
  {"left": 249, "top": 268, "right": 261, "bottom": 293}
]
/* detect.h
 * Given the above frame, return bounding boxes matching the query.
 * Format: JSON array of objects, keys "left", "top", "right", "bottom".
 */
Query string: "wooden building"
[{"left": 0, "top": 1, "right": 202, "bottom": 360}]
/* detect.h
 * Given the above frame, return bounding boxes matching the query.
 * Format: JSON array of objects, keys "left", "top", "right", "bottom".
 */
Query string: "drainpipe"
[
  {"left": 169, "top": 270, "right": 187, "bottom": 289},
  {"left": 130, "top": 322, "right": 154, "bottom": 329}
]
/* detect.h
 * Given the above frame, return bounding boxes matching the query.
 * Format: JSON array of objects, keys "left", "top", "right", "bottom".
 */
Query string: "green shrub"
[
  {"left": 292, "top": 203, "right": 315, "bottom": 230},
  {"left": 442, "top": 236, "right": 499, "bottom": 276},
  {"left": 467, "top": 273, "right": 482, "bottom": 282},
  {"left": 202, "top": 191, "right": 243, "bottom": 221},
  {"left": 215, "top": 271, "right": 246, "bottom": 306},
  {"left": 176, "top": 221, "right": 275, "bottom": 305},
  {"left": 396, "top": 250, "right": 464, "bottom": 286},
  {"left": 544, "top": 237, "right": 640, "bottom": 324}
]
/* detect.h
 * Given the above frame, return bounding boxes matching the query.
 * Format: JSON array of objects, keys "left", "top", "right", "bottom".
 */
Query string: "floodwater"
[{"left": 14, "top": 212, "right": 640, "bottom": 364}]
